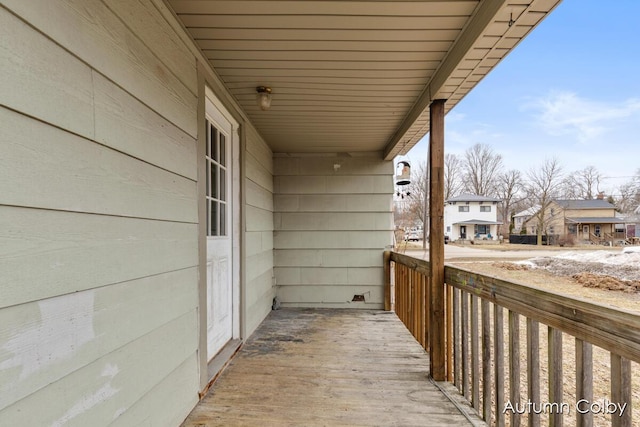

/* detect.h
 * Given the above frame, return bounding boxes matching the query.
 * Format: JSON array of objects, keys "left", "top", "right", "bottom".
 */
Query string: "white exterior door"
[{"left": 205, "top": 99, "right": 238, "bottom": 361}]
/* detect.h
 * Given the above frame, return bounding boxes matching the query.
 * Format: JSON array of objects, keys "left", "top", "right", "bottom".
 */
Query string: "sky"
[{"left": 405, "top": 0, "right": 640, "bottom": 196}]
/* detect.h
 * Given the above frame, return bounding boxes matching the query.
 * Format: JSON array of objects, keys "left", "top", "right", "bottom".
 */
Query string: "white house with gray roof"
[
  {"left": 444, "top": 194, "right": 502, "bottom": 241},
  {"left": 513, "top": 205, "right": 540, "bottom": 233}
]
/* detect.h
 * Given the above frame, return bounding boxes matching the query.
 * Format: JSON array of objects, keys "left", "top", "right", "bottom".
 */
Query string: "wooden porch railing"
[{"left": 385, "top": 250, "right": 639, "bottom": 427}]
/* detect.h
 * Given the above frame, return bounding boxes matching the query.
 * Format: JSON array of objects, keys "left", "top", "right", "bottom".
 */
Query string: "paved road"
[{"left": 402, "top": 243, "right": 608, "bottom": 261}]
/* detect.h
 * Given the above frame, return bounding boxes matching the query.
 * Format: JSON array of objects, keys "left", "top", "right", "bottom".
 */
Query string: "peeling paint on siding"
[
  {"left": 50, "top": 363, "right": 120, "bottom": 426},
  {"left": 0, "top": 291, "right": 95, "bottom": 382}
]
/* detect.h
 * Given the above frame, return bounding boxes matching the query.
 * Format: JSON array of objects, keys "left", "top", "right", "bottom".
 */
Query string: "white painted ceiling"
[{"left": 168, "top": 0, "right": 561, "bottom": 158}]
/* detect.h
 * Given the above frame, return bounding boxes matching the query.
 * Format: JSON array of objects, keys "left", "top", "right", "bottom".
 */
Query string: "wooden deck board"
[{"left": 182, "top": 309, "right": 484, "bottom": 426}]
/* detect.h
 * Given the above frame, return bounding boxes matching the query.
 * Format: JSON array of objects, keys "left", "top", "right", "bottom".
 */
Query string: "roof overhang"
[{"left": 168, "top": 0, "right": 561, "bottom": 157}]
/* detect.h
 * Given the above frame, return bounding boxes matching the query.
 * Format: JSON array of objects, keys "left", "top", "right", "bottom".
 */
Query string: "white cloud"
[
  {"left": 526, "top": 91, "right": 640, "bottom": 143},
  {"left": 445, "top": 110, "right": 467, "bottom": 123}
]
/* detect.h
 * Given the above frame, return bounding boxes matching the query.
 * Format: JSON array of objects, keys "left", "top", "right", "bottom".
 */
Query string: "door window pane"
[
  {"left": 205, "top": 119, "right": 230, "bottom": 237},
  {"left": 210, "top": 125, "right": 218, "bottom": 162},
  {"left": 212, "top": 164, "right": 219, "bottom": 199},
  {"left": 220, "top": 134, "right": 226, "bottom": 167},
  {"left": 220, "top": 203, "right": 226, "bottom": 236},
  {"left": 220, "top": 168, "right": 226, "bottom": 201},
  {"left": 210, "top": 200, "right": 218, "bottom": 236}
]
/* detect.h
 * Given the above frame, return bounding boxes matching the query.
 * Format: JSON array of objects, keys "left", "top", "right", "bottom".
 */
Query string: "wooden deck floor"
[{"left": 182, "top": 309, "right": 484, "bottom": 426}]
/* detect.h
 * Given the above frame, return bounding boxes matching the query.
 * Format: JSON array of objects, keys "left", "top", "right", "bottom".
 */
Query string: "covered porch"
[
  {"left": 183, "top": 252, "right": 640, "bottom": 427},
  {"left": 182, "top": 309, "right": 484, "bottom": 426},
  {"left": 453, "top": 220, "right": 502, "bottom": 242}
]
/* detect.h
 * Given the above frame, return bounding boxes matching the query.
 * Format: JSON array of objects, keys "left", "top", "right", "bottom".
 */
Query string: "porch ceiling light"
[{"left": 256, "top": 86, "right": 272, "bottom": 110}]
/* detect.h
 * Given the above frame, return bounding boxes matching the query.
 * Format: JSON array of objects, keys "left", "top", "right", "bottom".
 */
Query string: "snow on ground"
[{"left": 519, "top": 249, "right": 640, "bottom": 282}]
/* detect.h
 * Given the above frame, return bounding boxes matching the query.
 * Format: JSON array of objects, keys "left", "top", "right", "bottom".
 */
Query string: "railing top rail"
[{"left": 389, "top": 251, "right": 431, "bottom": 276}]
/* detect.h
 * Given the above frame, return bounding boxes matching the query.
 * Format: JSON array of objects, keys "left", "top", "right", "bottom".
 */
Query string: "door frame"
[{"left": 196, "top": 78, "right": 243, "bottom": 391}]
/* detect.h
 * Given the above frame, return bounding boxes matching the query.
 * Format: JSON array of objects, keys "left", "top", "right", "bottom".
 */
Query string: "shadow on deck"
[{"left": 182, "top": 309, "right": 484, "bottom": 426}]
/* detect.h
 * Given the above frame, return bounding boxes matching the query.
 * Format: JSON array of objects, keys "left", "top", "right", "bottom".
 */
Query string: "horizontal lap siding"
[
  {"left": 244, "top": 126, "right": 275, "bottom": 338},
  {"left": 274, "top": 155, "right": 393, "bottom": 308},
  {"left": 1, "top": 1, "right": 200, "bottom": 425}
]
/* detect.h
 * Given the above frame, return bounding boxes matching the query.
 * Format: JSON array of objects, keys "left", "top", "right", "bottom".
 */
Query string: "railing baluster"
[
  {"left": 482, "top": 299, "right": 492, "bottom": 423},
  {"left": 495, "top": 304, "right": 505, "bottom": 427},
  {"left": 510, "top": 311, "right": 521, "bottom": 427},
  {"left": 421, "top": 272, "right": 427, "bottom": 349},
  {"left": 410, "top": 269, "right": 415, "bottom": 336},
  {"left": 471, "top": 294, "right": 480, "bottom": 411},
  {"left": 416, "top": 269, "right": 421, "bottom": 341},
  {"left": 611, "top": 353, "right": 632, "bottom": 427},
  {"left": 396, "top": 264, "right": 401, "bottom": 323},
  {"left": 402, "top": 264, "right": 407, "bottom": 325},
  {"left": 400, "top": 265, "right": 407, "bottom": 323},
  {"left": 447, "top": 284, "right": 454, "bottom": 382},
  {"left": 548, "top": 327, "right": 563, "bottom": 427},
  {"left": 576, "top": 338, "right": 593, "bottom": 427},
  {"left": 528, "top": 318, "right": 540, "bottom": 427},
  {"left": 425, "top": 272, "right": 430, "bottom": 349},
  {"left": 418, "top": 271, "right": 424, "bottom": 348},
  {"left": 453, "top": 287, "right": 461, "bottom": 391},
  {"left": 462, "top": 290, "right": 470, "bottom": 399},
  {"left": 394, "top": 263, "right": 400, "bottom": 321}
]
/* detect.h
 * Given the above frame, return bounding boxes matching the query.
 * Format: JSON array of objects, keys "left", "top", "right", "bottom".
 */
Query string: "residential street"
[{"left": 401, "top": 242, "right": 617, "bottom": 261}]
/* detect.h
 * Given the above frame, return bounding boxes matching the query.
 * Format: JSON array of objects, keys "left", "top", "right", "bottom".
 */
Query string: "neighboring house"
[
  {"left": 0, "top": 1, "right": 559, "bottom": 425},
  {"left": 513, "top": 205, "right": 540, "bottom": 233},
  {"left": 523, "top": 199, "right": 619, "bottom": 243},
  {"left": 622, "top": 211, "right": 640, "bottom": 241},
  {"left": 444, "top": 194, "right": 502, "bottom": 241}
]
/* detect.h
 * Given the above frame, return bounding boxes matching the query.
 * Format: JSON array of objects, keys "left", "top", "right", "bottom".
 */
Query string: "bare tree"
[
  {"left": 526, "top": 158, "right": 564, "bottom": 245},
  {"left": 444, "top": 153, "right": 464, "bottom": 200},
  {"left": 496, "top": 169, "right": 524, "bottom": 235},
  {"left": 615, "top": 168, "right": 640, "bottom": 213},
  {"left": 462, "top": 143, "right": 503, "bottom": 196},
  {"left": 561, "top": 165, "right": 602, "bottom": 199}
]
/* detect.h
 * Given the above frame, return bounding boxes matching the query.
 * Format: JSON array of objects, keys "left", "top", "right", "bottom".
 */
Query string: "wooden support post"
[
  {"left": 383, "top": 251, "right": 391, "bottom": 311},
  {"left": 429, "top": 99, "right": 446, "bottom": 381}
]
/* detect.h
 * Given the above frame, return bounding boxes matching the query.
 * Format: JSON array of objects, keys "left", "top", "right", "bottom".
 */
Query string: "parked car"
[{"left": 405, "top": 231, "right": 421, "bottom": 241}]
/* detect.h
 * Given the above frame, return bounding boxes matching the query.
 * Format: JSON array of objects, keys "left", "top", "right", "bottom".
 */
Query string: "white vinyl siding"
[
  {"left": 1, "top": 1, "right": 200, "bottom": 424},
  {"left": 274, "top": 154, "right": 393, "bottom": 308}
]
